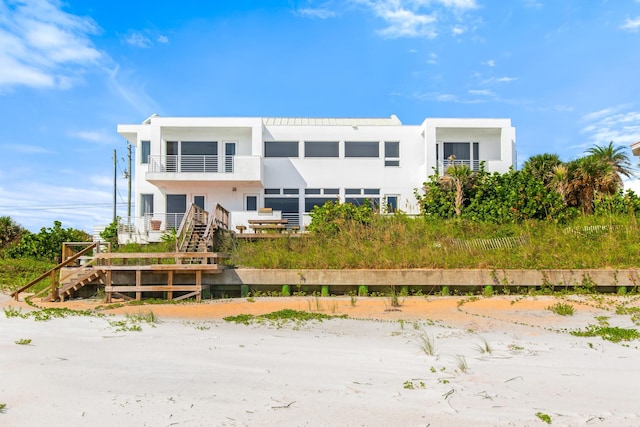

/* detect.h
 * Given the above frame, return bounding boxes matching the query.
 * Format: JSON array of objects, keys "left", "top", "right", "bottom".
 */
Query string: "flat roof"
[{"left": 262, "top": 115, "right": 402, "bottom": 126}]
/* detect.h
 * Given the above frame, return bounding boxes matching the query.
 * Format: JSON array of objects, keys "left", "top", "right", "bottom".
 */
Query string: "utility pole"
[
  {"left": 127, "top": 143, "right": 132, "bottom": 225},
  {"left": 113, "top": 149, "right": 117, "bottom": 222}
]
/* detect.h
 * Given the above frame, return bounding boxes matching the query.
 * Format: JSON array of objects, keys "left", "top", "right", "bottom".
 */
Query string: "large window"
[
  {"left": 140, "top": 194, "right": 154, "bottom": 216},
  {"left": 304, "top": 188, "right": 339, "bottom": 212},
  {"left": 305, "top": 141, "right": 339, "bottom": 158},
  {"left": 345, "top": 188, "right": 380, "bottom": 209},
  {"left": 384, "top": 141, "right": 400, "bottom": 167},
  {"left": 442, "top": 142, "right": 480, "bottom": 171},
  {"left": 264, "top": 141, "right": 299, "bottom": 157},
  {"left": 140, "top": 141, "right": 150, "bottom": 164},
  {"left": 345, "top": 141, "right": 379, "bottom": 158}
]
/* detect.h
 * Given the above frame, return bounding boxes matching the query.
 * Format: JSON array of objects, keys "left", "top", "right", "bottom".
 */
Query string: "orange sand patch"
[{"left": 7, "top": 294, "right": 620, "bottom": 332}]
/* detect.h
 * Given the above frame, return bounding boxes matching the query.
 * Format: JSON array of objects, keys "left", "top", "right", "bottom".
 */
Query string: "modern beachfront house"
[{"left": 116, "top": 115, "right": 516, "bottom": 242}]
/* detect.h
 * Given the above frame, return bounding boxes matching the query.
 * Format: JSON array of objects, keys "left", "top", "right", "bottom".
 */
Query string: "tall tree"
[
  {"left": 440, "top": 156, "right": 473, "bottom": 217},
  {"left": 522, "top": 153, "right": 562, "bottom": 186},
  {"left": 586, "top": 141, "right": 635, "bottom": 185}
]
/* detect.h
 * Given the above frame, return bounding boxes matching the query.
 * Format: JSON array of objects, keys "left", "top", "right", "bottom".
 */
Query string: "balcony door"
[
  {"left": 224, "top": 141, "right": 236, "bottom": 173},
  {"left": 166, "top": 194, "right": 186, "bottom": 230},
  {"left": 443, "top": 142, "right": 479, "bottom": 171}
]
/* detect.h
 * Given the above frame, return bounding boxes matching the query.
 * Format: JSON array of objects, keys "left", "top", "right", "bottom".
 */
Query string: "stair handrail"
[
  {"left": 214, "top": 203, "right": 230, "bottom": 229},
  {"left": 11, "top": 242, "right": 101, "bottom": 301},
  {"left": 176, "top": 204, "right": 210, "bottom": 252}
]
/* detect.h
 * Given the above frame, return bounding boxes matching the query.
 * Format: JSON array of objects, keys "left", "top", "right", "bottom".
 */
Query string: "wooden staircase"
[
  {"left": 54, "top": 266, "right": 105, "bottom": 302},
  {"left": 176, "top": 204, "right": 227, "bottom": 253},
  {"left": 11, "top": 242, "right": 110, "bottom": 302}
]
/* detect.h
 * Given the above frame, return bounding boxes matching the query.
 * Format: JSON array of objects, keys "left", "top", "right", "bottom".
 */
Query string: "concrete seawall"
[{"left": 210, "top": 268, "right": 640, "bottom": 288}]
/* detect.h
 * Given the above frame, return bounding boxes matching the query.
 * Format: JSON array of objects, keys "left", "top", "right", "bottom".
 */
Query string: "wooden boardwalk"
[{"left": 11, "top": 243, "right": 228, "bottom": 303}]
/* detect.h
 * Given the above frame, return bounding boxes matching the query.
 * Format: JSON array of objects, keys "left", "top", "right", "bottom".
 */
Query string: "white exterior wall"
[{"left": 117, "top": 115, "right": 516, "bottom": 242}]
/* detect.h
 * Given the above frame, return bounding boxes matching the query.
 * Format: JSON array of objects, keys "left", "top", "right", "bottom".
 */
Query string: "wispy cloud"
[
  {"left": 523, "top": 0, "right": 543, "bottom": 8},
  {"left": 580, "top": 107, "right": 640, "bottom": 148},
  {"left": 69, "top": 129, "right": 118, "bottom": 145},
  {"left": 483, "top": 59, "right": 495, "bottom": 67},
  {"left": 411, "top": 91, "right": 486, "bottom": 104},
  {"left": 107, "top": 65, "right": 162, "bottom": 116},
  {"left": 353, "top": 0, "right": 478, "bottom": 39},
  {"left": 2, "top": 143, "right": 54, "bottom": 154},
  {"left": 468, "top": 89, "right": 494, "bottom": 96},
  {"left": 121, "top": 30, "right": 170, "bottom": 48},
  {"left": 620, "top": 17, "right": 640, "bottom": 32},
  {"left": 296, "top": 7, "right": 337, "bottom": 19},
  {"left": 0, "top": 180, "right": 119, "bottom": 231},
  {"left": 482, "top": 76, "right": 518, "bottom": 84},
  {"left": 0, "top": 0, "right": 102, "bottom": 91}
]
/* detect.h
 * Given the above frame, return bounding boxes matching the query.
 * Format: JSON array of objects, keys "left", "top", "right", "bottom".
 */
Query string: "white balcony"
[
  {"left": 146, "top": 155, "right": 263, "bottom": 185},
  {"left": 438, "top": 159, "right": 504, "bottom": 175}
]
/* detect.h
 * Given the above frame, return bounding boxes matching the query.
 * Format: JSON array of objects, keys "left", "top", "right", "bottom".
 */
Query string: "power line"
[{"left": 0, "top": 203, "right": 127, "bottom": 211}]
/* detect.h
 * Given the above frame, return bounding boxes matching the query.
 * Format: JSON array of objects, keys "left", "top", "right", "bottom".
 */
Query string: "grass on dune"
[{"left": 229, "top": 214, "right": 640, "bottom": 270}]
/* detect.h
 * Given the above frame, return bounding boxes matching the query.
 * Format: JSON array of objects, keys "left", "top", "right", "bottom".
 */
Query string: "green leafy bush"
[{"left": 7, "top": 221, "right": 91, "bottom": 262}]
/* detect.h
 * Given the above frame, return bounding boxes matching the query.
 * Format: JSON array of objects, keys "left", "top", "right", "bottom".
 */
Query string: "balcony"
[
  {"left": 438, "top": 159, "right": 505, "bottom": 175},
  {"left": 146, "top": 155, "right": 263, "bottom": 185}
]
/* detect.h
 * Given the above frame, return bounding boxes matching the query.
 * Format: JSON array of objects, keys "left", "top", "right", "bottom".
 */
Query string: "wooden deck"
[{"left": 94, "top": 252, "right": 228, "bottom": 303}]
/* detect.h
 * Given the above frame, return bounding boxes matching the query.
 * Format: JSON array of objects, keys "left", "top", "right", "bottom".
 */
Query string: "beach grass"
[{"left": 229, "top": 214, "right": 640, "bottom": 270}]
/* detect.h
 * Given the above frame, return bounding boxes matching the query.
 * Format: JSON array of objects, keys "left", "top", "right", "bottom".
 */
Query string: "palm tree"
[
  {"left": 566, "top": 156, "right": 617, "bottom": 214},
  {"left": 586, "top": 141, "right": 635, "bottom": 185},
  {"left": 548, "top": 164, "right": 569, "bottom": 204},
  {"left": 522, "top": 153, "right": 562, "bottom": 186},
  {"left": 440, "top": 155, "right": 473, "bottom": 216}
]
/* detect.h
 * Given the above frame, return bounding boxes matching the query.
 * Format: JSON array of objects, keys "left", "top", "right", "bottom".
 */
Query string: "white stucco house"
[{"left": 117, "top": 114, "right": 516, "bottom": 242}]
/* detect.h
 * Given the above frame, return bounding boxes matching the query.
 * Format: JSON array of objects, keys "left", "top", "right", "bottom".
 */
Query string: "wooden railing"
[
  {"left": 176, "top": 204, "right": 208, "bottom": 251},
  {"left": 214, "top": 203, "right": 230, "bottom": 229},
  {"left": 11, "top": 241, "right": 110, "bottom": 301}
]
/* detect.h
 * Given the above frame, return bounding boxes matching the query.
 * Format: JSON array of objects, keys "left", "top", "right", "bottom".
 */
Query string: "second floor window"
[{"left": 264, "top": 141, "right": 299, "bottom": 157}]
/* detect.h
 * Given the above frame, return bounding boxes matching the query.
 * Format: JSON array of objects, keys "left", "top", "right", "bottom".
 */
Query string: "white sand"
[{"left": 1, "top": 294, "right": 640, "bottom": 426}]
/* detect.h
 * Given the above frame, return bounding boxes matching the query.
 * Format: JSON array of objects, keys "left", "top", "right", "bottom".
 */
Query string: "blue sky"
[{"left": 1, "top": 0, "right": 640, "bottom": 232}]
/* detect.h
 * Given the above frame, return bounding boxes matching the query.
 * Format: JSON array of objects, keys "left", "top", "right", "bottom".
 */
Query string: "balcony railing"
[
  {"left": 118, "top": 213, "right": 186, "bottom": 235},
  {"left": 439, "top": 159, "right": 480, "bottom": 173},
  {"left": 148, "top": 155, "right": 235, "bottom": 173}
]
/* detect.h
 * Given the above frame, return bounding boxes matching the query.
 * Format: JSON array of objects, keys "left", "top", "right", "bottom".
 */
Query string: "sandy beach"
[{"left": 1, "top": 293, "right": 640, "bottom": 426}]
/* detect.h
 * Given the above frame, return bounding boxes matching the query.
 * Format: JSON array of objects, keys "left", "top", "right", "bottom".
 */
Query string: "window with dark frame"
[
  {"left": 344, "top": 141, "right": 379, "bottom": 158},
  {"left": 384, "top": 141, "right": 400, "bottom": 167},
  {"left": 264, "top": 141, "right": 299, "bottom": 157},
  {"left": 304, "top": 141, "right": 339, "bottom": 158},
  {"left": 140, "top": 141, "right": 150, "bottom": 164}
]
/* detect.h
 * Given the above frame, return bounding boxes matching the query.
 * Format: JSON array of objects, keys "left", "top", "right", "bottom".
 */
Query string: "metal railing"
[
  {"left": 148, "top": 155, "right": 237, "bottom": 173},
  {"left": 118, "top": 213, "right": 185, "bottom": 234},
  {"left": 439, "top": 159, "right": 480, "bottom": 173}
]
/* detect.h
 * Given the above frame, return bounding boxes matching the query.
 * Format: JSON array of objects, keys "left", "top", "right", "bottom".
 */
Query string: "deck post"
[
  {"left": 105, "top": 270, "right": 112, "bottom": 303},
  {"left": 167, "top": 271, "right": 174, "bottom": 301},
  {"left": 50, "top": 270, "right": 57, "bottom": 301},
  {"left": 135, "top": 270, "right": 142, "bottom": 301},
  {"left": 195, "top": 270, "right": 202, "bottom": 302}
]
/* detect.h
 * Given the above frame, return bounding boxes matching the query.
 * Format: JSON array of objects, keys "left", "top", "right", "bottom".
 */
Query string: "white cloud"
[
  {"left": 2, "top": 143, "right": 53, "bottom": 154},
  {"left": 523, "top": 0, "right": 543, "bottom": 8},
  {"left": 482, "top": 76, "right": 518, "bottom": 84},
  {"left": 353, "top": 0, "right": 478, "bottom": 39},
  {"left": 620, "top": 17, "right": 640, "bottom": 32},
  {"left": 297, "top": 7, "right": 337, "bottom": 19},
  {"left": 0, "top": 180, "right": 117, "bottom": 231},
  {"left": 69, "top": 129, "right": 118, "bottom": 145},
  {"left": 484, "top": 59, "right": 495, "bottom": 67},
  {"left": 108, "top": 65, "right": 162, "bottom": 116},
  {"left": 468, "top": 89, "right": 494, "bottom": 96},
  {"left": 0, "top": 0, "right": 102, "bottom": 91},
  {"left": 121, "top": 29, "right": 170, "bottom": 48},
  {"left": 451, "top": 25, "right": 465, "bottom": 35},
  {"left": 123, "top": 31, "right": 152, "bottom": 48},
  {"left": 427, "top": 52, "right": 437, "bottom": 64},
  {"left": 580, "top": 108, "right": 640, "bottom": 148}
]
